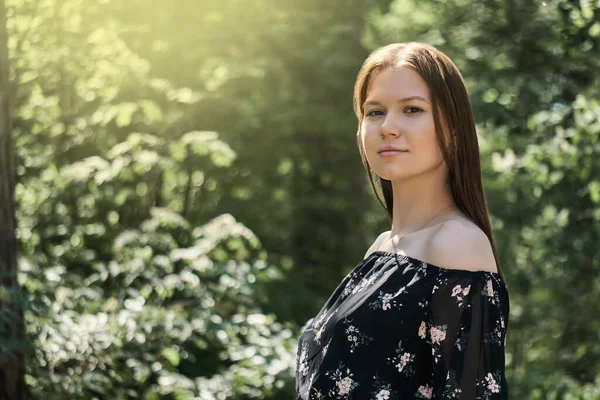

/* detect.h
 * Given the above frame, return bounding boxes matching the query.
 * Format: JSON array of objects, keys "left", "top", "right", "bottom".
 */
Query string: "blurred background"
[{"left": 1, "top": 0, "right": 599, "bottom": 398}]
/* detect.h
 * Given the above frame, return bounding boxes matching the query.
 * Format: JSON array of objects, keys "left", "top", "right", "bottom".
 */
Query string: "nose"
[{"left": 380, "top": 113, "right": 401, "bottom": 137}]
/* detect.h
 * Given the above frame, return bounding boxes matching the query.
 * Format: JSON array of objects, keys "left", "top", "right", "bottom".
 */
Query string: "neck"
[{"left": 389, "top": 171, "right": 456, "bottom": 236}]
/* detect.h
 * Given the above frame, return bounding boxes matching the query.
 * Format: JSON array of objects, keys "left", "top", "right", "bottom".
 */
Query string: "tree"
[
  {"left": 0, "top": 0, "right": 25, "bottom": 398},
  {"left": 5, "top": 0, "right": 296, "bottom": 397}
]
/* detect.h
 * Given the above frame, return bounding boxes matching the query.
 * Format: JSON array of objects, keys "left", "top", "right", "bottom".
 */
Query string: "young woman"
[{"left": 295, "top": 42, "right": 509, "bottom": 399}]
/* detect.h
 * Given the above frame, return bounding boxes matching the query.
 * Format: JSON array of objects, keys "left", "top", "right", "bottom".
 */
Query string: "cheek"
[
  {"left": 361, "top": 121, "right": 379, "bottom": 144},
  {"left": 410, "top": 117, "right": 438, "bottom": 146},
  {"left": 360, "top": 123, "right": 373, "bottom": 149},
  {"left": 407, "top": 115, "right": 432, "bottom": 133},
  {"left": 360, "top": 126, "right": 380, "bottom": 167}
]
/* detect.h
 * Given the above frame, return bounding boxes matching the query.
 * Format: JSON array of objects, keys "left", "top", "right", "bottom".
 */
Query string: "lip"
[
  {"left": 378, "top": 145, "right": 409, "bottom": 156},
  {"left": 379, "top": 150, "right": 408, "bottom": 157}
]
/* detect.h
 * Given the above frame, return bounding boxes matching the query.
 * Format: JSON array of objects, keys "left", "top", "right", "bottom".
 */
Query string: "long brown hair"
[{"left": 353, "top": 42, "right": 506, "bottom": 282}]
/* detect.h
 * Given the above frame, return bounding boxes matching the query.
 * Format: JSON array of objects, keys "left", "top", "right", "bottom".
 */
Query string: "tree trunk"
[{"left": 0, "top": 0, "right": 25, "bottom": 398}]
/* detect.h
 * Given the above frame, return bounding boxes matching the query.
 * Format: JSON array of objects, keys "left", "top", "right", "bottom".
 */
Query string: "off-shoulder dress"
[{"left": 295, "top": 251, "right": 509, "bottom": 400}]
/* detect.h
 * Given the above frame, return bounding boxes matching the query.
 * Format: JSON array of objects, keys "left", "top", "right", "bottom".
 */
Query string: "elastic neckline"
[{"left": 369, "top": 250, "right": 503, "bottom": 278}]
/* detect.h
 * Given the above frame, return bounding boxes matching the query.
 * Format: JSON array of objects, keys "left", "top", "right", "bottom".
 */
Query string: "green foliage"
[
  {"left": 19, "top": 127, "right": 296, "bottom": 397},
  {"left": 8, "top": 0, "right": 295, "bottom": 397}
]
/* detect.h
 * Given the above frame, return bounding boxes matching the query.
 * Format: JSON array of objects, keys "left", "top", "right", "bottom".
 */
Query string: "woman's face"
[{"left": 361, "top": 66, "right": 447, "bottom": 182}]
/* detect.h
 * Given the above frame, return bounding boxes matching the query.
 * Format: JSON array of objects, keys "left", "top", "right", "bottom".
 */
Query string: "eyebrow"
[{"left": 363, "top": 96, "right": 430, "bottom": 107}]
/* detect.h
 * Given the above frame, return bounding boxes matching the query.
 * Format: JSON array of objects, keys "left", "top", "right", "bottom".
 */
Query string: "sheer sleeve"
[{"left": 427, "top": 271, "right": 509, "bottom": 399}]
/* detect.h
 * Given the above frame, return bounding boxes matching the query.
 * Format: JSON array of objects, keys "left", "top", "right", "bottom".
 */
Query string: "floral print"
[
  {"left": 313, "top": 307, "right": 338, "bottom": 344},
  {"left": 482, "top": 278, "right": 501, "bottom": 306},
  {"left": 349, "top": 265, "right": 386, "bottom": 296},
  {"left": 368, "top": 290, "right": 402, "bottom": 311},
  {"left": 485, "top": 371, "right": 502, "bottom": 394},
  {"left": 428, "top": 323, "right": 448, "bottom": 365},
  {"left": 386, "top": 340, "right": 416, "bottom": 377},
  {"left": 297, "top": 341, "right": 310, "bottom": 377},
  {"left": 418, "top": 321, "right": 427, "bottom": 339},
  {"left": 429, "top": 324, "right": 447, "bottom": 344},
  {"left": 376, "top": 389, "right": 390, "bottom": 400},
  {"left": 435, "top": 369, "right": 504, "bottom": 400},
  {"left": 484, "top": 323, "right": 504, "bottom": 346},
  {"left": 295, "top": 252, "right": 509, "bottom": 399},
  {"left": 415, "top": 384, "right": 433, "bottom": 399},
  {"left": 324, "top": 361, "right": 360, "bottom": 398},
  {"left": 343, "top": 319, "right": 373, "bottom": 353},
  {"left": 370, "top": 375, "right": 398, "bottom": 400},
  {"left": 451, "top": 283, "right": 471, "bottom": 307}
]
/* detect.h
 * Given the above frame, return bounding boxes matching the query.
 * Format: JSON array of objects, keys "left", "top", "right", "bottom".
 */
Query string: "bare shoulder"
[
  {"left": 363, "top": 230, "right": 390, "bottom": 260},
  {"left": 428, "top": 219, "right": 498, "bottom": 273}
]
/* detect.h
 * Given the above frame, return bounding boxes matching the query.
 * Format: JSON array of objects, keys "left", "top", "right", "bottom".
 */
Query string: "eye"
[
  {"left": 365, "top": 110, "right": 384, "bottom": 117},
  {"left": 405, "top": 107, "right": 423, "bottom": 114}
]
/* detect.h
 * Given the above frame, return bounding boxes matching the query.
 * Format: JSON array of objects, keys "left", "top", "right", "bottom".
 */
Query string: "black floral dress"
[{"left": 295, "top": 251, "right": 509, "bottom": 400}]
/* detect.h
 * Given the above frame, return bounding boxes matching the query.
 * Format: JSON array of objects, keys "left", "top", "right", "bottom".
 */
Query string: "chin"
[{"left": 377, "top": 172, "right": 412, "bottom": 182}]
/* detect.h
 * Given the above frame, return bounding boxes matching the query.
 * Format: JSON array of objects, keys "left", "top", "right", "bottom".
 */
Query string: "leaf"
[
  {"left": 161, "top": 347, "right": 180, "bottom": 367},
  {"left": 115, "top": 103, "right": 139, "bottom": 127}
]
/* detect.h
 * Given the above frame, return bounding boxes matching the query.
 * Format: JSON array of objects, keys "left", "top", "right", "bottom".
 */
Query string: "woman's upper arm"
[{"left": 428, "top": 272, "right": 509, "bottom": 399}]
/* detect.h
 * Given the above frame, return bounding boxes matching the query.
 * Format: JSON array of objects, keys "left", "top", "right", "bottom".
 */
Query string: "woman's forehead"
[{"left": 366, "top": 67, "right": 431, "bottom": 102}]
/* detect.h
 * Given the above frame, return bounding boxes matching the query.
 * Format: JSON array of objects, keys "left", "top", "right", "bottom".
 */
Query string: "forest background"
[{"left": 0, "top": 0, "right": 599, "bottom": 398}]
